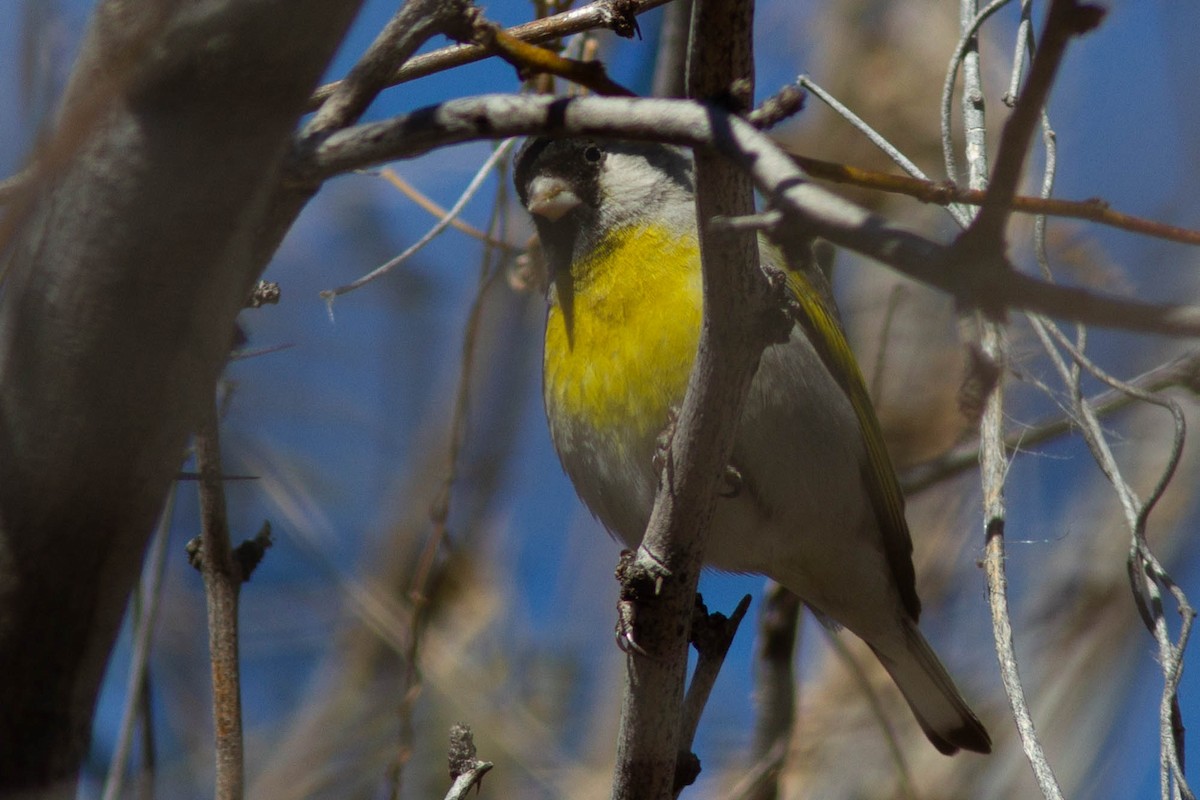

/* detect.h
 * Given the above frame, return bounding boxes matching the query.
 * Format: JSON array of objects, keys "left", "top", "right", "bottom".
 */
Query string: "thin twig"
[
  {"left": 678, "top": 595, "right": 752, "bottom": 756},
  {"left": 321, "top": 138, "right": 516, "bottom": 302},
  {"left": 304, "top": 0, "right": 476, "bottom": 136},
  {"left": 746, "top": 84, "right": 806, "bottom": 131},
  {"left": 385, "top": 181, "right": 512, "bottom": 800},
  {"left": 785, "top": 153, "right": 1200, "bottom": 246},
  {"left": 100, "top": 488, "right": 176, "bottom": 800},
  {"left": 796, "top": 74, "right": 973, "bottom": 226},
  {"left": 965, "top": 0, "right": 1105, "bottom": 248},
  {"left": 955, "top": 0, "right": 1064, "bottom": 792},
  {"left": 192, "top": 400, "right": 246, "bottom": 800},
  {"left": 476, "top": 20, "right": 635, "bottom": 96},
  {"left": 980, "top": 324, "right": 1063, "bottom": 800},
  {"left": 940, "top": 0, "right": 1013, "bottom": 204},
  {"left": 746, "top": 583, "right": 800, "bottom": 800},
  {"left": 1031, "top": 316, "right": 1195, "bottom": 800},
  {"left": 305, "top": 0, "right": 670, "bottom": 111},
  {"left": 377, "top": 167, "right": 518, "bottom": 252},
  {"left": 1003, "top": 0, "right": 1036, "bottom": 106}
]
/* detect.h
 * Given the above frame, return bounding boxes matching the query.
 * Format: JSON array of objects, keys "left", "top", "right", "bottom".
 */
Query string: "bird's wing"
[{"left": 785, "top": 267, "right": 922, "bottom": 620}]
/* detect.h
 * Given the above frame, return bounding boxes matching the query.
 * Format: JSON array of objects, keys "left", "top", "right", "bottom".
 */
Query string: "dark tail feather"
[{"left": 868, "top": 621, "right": 991, "bottom": 755}]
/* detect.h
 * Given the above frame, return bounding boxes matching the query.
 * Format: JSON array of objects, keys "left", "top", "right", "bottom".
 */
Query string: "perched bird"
[{"left": 514, "top": 137, "right": 991, "bottom": 756}]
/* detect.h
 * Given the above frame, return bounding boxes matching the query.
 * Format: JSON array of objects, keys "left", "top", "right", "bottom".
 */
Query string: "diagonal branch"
[
  {"left": 305, "top": 0, "right": 670, "bottom": 111},
  {"left": 786, "top": 153, "right": 1200, "bottom": 246},
  {"left": 961, "top": 0, "right": 1105, "bottom": 249},
  {"left": 901, "top": 349, "right": 1200, "bottom": 494},
  {"left": 304, "top": 0, "right": 477, "bottom": 137}
]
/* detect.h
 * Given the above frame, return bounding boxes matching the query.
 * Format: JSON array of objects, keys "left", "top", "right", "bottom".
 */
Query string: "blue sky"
[{"left": 3, "top": 1, "right": 1199, "bottom": 797}]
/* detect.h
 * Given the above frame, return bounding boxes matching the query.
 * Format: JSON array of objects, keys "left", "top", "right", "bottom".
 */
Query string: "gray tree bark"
[{"left": 0, "top": 2, "right": 362, "bottom": 795}]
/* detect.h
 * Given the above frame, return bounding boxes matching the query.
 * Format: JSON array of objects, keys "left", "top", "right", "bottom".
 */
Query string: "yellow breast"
[{"left": 543, "top": 224, "right": 702, "bottom": 440}]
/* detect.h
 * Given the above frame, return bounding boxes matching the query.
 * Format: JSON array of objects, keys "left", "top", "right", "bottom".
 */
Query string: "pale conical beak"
[{"left": 526, "top": 175, "right": 581, "bottom": 221}]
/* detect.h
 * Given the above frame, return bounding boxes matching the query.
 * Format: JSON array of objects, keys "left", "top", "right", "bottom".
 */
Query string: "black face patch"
[{"left": 514, "top": 138, "right": 608, "bottom": 212}]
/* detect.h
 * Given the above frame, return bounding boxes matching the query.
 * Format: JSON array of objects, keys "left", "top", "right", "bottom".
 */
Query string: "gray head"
[{"left": 514, "top": 138, "right": 696, "bottom": 274}]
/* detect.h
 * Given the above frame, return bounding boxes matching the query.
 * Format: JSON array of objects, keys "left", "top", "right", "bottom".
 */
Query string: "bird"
[{"left": 514, "top": 136, "right": 991, "bottom": 756}]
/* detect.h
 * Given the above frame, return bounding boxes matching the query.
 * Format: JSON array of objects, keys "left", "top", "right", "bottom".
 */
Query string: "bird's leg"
[
  {"left": 614, "top": 549, "right": 670, "bottom": 658},
  {"left": 652, "top": 405, "right": 681, "bottom": 478}
]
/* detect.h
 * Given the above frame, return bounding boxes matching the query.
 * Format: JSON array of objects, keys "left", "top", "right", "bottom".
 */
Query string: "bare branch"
[
  {"left": 444, "top": 724, "right": 494, "bottom": 800},
  {"left": 305, "top": 0, "right": 671, "bottom": 111},
  {"left": 963, "top": 0, "right": 1105, "bottom": 248},
  {"left": 190, "top": 402, "right": 247, "bottom": 800},
  {"left": 377, "top": 167, "right": 519, "bottom": 251},
  {"left": 475, "top": 19, "right": 635, "bottom": 96},
  {"left": 679, "top": 595, "right": 752, "bottom": 756},
  {"left": 100, "top": 491, "right": 176, "bottom": 800},
  {"left": 798, "top": 74, "right": 970, "bottom": 225},
  {"left": 321, "top": 138, "right": 516, "bottom": 300},
  {"left": 1031, "top": 316, "right": 1195, "bottom": 800},
  {"left": 611, "top": 1, "right": 763, "bottom": 796},
  {"left": 785, "top": 153, "right": 1200, "bottom": 246},
  {"left": 297, "top": 93, "right": 1200, "bottom": 337},
  {"left": 747, "top": 583, "right": 800, "bottom": 800},
  {"left": 954, "top": 0, "right": 1064, "bottom": 793},
  {"left": 304, "top": 0, "right": 476, "bottom": 137}
]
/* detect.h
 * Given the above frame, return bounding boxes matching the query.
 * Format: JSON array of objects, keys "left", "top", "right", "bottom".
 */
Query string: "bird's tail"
[{"left": 868, "top": 621, "right": 991, "bottom": 755}]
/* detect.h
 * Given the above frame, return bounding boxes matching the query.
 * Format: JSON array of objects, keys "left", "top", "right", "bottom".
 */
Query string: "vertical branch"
[
  {"left": 650, "top": 0, "right": 692, "bottom": 98},
  {"left": 979, "top": 328, "right": 1063, "bottom": 800},
  {"left": 611, "top": 0, "right": 765, "bottom": 798},
  {"left": 957, "top": 0, "right": 989, "bottom": 192},
  {"left": 100, "top": 489, "right": 176, "bottom": 800},
  {"left": 193, "top": 401, "right": 246, "bottom": 800},
  {"left": 955, "top": 1, "right": 1063, "bottom": 797},
  {"left": 746, "top": 583, "right": 800, "bottom": 800}
]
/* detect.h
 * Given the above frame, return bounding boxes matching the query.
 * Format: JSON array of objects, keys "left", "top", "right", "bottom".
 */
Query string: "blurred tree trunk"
[{"left": 0, "top": 2, "right": 361, "bottom": 796}]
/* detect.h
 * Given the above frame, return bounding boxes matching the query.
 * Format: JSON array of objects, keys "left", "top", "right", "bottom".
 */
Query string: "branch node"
[
  {"left": 747, "top": 84, "right": 806, "bottom": 130},
  {"left": 443, "top": 2, "right": 485, "bottom": 45},
  {"left": 958, "top": 342, "right": 1004, "bottom": 426},
  {"left": 689, "top": 593, "right": 752, "bottom": 657},
  {"left": 447, "top": 723, "right": 480, "bottom": 778},
  {"left": 673, "top": 751, "right": 701, "bottom": 793},
  {"left": 185, "top": 536, "right": 203, "bottom": 571},
  {"left": 604, "top": 0, "right": 644, "bottom": 39},
  {"left": 446, "top": 723, "right": 493, "bottom": 798},
  {"left": 1071, "top": 3, "right": 1107, "bottom": 34},
  {"left": 717, "top": 464, "right": 743, "bottom": 498},
  {"left": 246, "top": 280, "right": 281, "bottom": 308},
  {"left": 233, "top": 521, "right": 273, "bottom": 582}
]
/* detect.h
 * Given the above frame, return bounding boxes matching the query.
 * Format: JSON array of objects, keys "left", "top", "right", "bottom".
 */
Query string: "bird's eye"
[{"left": 583, "top": 144, "right": 602, "bottom": 164}]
